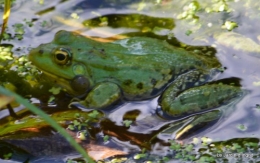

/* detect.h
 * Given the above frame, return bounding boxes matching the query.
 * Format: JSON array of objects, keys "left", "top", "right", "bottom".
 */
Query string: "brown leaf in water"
[
  {"left": 66, "top": 129, "right": 127, "bottom": 161},
  {"left": 85, "top": 144, "right": 127, "bottom": 161}
]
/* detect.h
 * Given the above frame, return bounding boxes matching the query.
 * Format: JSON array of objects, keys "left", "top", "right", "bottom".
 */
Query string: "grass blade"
[{"left": 0, "top": 86, "right": 95, "bottom": 163}]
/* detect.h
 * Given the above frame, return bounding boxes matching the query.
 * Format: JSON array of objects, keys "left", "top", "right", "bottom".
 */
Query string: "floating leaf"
[
  {"left": 88, "top": 110, "right": 100, "bottom": 119},
  {"left": 49, "top": 87, "right": 61, "bottom": 95},
  {"left": 123, "top": 120, "right": 132, "bottom": 127},
  {"left": 103, "top": 135, "right": 109, "bottom": 142}
]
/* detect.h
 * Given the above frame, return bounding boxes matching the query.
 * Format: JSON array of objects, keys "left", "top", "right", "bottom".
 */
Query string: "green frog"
[{"left": 28, "top": 30, "right": 242, "bottom": 120}]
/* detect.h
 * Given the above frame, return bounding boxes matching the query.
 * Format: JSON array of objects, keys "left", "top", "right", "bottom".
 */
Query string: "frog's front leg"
[{"left": 80, "top": 82, "right": 121, "bottom": 109}]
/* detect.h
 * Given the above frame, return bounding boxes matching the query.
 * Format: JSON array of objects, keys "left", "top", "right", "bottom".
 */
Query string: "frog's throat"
[{"left": 40, "top": 70, "right": 76, "bottom": 95}]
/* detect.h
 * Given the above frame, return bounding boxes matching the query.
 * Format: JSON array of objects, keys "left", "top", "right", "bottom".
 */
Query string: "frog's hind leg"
[
  {"left": 159, "top": 70, "right": 211, "bottom": 109},
  {"left": 159, "top": 80, "right": 243, "bottom": 118},
  {"left": 172, "top": 68, "right": 220, "bottom": 92}
]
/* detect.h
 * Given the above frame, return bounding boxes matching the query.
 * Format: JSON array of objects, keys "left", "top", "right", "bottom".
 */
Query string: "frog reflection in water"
[{"left": 29, "top": 30, "right": 243, "bottom": 139}]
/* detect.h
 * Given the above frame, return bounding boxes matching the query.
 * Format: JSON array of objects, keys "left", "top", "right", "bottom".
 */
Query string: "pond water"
[{"left": 1, "top": 0, "right": 260, "bottom": 162}]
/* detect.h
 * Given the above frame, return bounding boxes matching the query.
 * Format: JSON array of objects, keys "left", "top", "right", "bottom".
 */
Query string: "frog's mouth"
[
  {"left": 40, "top": 70, "right": 77, "bottom": 95},
  {"left": 40, "top": 70, "right": 89, "bottom": 97}
]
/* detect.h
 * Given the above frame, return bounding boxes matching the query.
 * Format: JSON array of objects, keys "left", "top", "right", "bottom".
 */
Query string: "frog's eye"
[{"left": 54, "top": 48, "right": 71, "bottom": 65}]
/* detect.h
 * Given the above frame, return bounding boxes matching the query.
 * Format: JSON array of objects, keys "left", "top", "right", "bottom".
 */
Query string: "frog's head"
[{"left": 28, "top": 30, "right": 91, "bottom": 96}]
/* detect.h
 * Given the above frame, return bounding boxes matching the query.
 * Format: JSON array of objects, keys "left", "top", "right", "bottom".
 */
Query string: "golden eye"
[{"left": 54, "top": 48, "right": 71, "bottom": 65}]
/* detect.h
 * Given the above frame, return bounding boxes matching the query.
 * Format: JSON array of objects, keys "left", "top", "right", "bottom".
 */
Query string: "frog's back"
[
  {"left": 111, "top": 37, "right": 218, "bottom": 67},
  {"left": 95, "top": 37, "right": 221, "bottom": 100}
]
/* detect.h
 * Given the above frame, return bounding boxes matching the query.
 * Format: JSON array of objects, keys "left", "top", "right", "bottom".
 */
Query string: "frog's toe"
[
  {"left": 68, "top": 101, "right": 94, "bottom": 111},
  {"left": 175, "top": 110, "right": 221, "bottom": 140}
]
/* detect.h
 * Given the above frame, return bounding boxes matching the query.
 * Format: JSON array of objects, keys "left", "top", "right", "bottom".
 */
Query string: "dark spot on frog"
[
  {"left": 78, "top": 48, "right": 81, "bottom": 51},
  {"left": 169, "top": 69, "right": 174, "bottom": 75},
  {"left": 100, "top": 49, "right": 106, "bottom": 56},
  {"left": 123, "top": 79, "right": 133, "bottom": 86},
  {"left": 100, "top": 49, "right": 105, "bottom": 53},
  {"left": 179, "top": 97, "right": 184, "bottom": 104},
  {"left": 39, "top": 49, "right": 44, "bottom": 55},
  {"left": 95, "top": 90, "right": 101, "bottom": 95},
  {"left": 129, "top": 66, "right": 139, "bottom": 70},
  {"left": 151, "top": 78, "right": 157, "bottom": 85},
  {"left": 136, "top": 83, "right": 143, "bottom": 89},
  {"left": 155, "top": 68, "right": 160, "bottom": 71},
  {"left": 103, "top": 65, "right": 117, "bottom": 71}
]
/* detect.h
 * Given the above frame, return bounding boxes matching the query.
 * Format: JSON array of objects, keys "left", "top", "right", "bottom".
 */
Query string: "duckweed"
[
  {"left": 103, "top": 135, "right": 110, "bottom": 142},
  {"left": 123, "top": 119, "right": 132, "bottom": 127}
]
